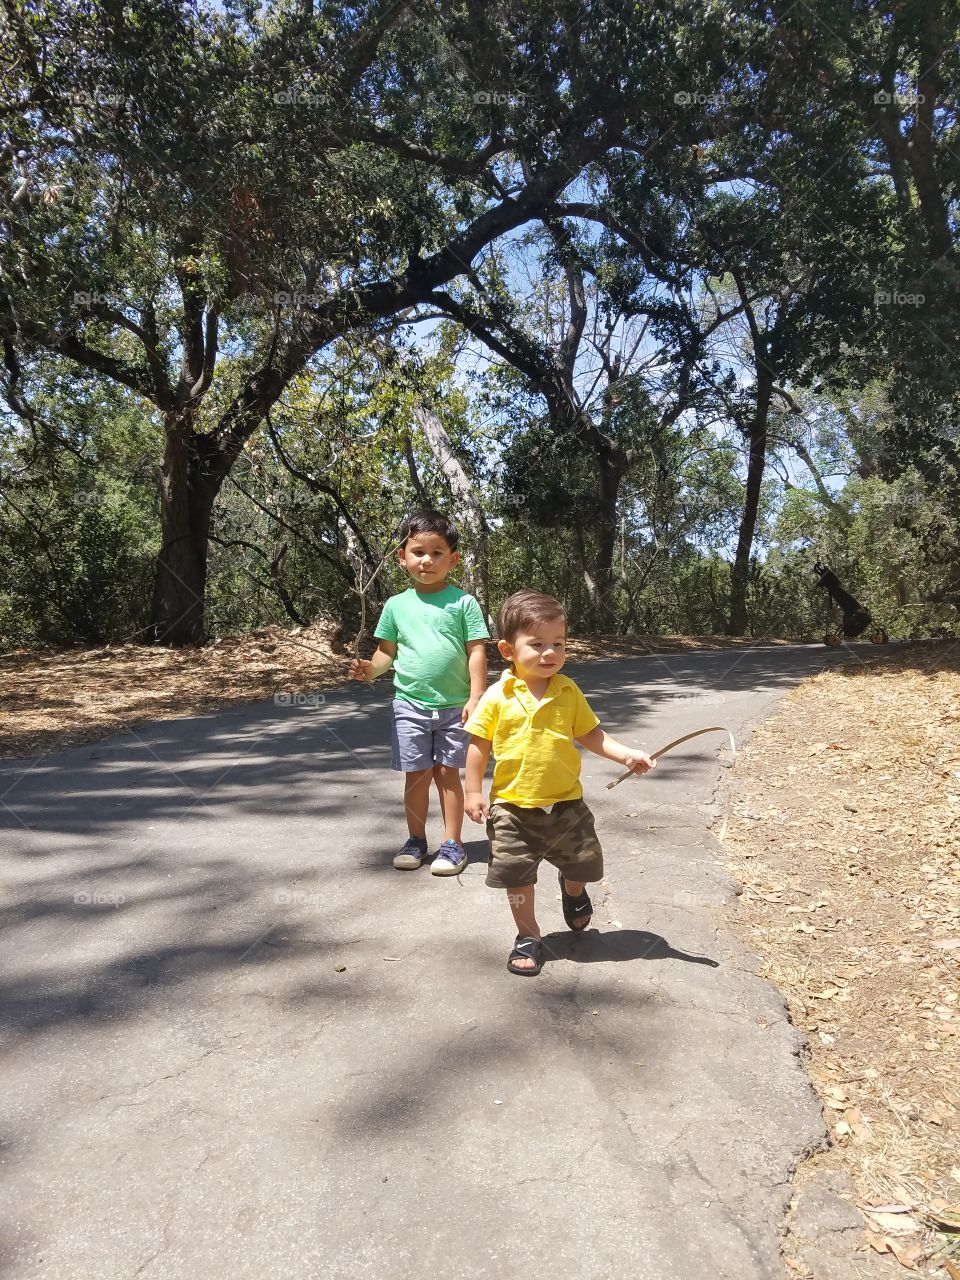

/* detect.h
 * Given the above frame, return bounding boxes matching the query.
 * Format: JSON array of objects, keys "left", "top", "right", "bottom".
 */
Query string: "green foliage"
[
  {"left": 2, "top": 1, "right": 960, "bottom": 646},
  {"left": 0, "top": 452, "right": 157, "bottom": 647}
]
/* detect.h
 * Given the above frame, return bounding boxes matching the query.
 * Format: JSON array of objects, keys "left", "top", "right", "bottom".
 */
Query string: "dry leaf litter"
[{"left": 719, "top": 643, "right": 960, "bottom": 1275}]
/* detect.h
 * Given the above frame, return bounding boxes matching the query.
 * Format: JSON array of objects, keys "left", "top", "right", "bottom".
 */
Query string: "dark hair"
[
  {"left": 496, "top": 590, "right": 566, "bottom": 643},
  {"left": 398, "top": 510, "right": 459, "bottom": 552}
]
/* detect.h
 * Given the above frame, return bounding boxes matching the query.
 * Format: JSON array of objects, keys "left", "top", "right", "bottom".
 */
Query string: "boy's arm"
[
  {"left": 464, "top": 736, "right": 492, "bottom": 822},
  {"left": 461, "top": 639, "right": 488, "bottom": 724},
  {"left": 576, "top": 724, "right": 655, "bottom": 776},
  {"left": 349, "top": 639, "right": 396, "bottom": 682}
]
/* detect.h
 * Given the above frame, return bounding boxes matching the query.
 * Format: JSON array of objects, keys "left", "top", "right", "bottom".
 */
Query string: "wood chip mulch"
[
  {"left": 718, "top": 642, "right": 960, "bottom": 1276},
  {"left": 0, "top": 622, "right": 350, "bottom": 761}
]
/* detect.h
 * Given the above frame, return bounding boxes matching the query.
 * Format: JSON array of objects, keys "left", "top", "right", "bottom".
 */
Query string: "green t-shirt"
[{"left": 374, "top": 585, "right": 490, "bottom": 709}]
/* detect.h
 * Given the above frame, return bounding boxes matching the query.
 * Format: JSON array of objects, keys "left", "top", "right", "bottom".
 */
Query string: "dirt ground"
[
  {"left": 0, "top": 626, "right": 785, "bottom": 761},
  {"left": 718, "top": 643, "right": 960, "bottom": 1276}
]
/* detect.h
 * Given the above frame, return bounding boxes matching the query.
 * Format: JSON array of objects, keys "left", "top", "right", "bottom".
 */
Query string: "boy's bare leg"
[
  {"left": 403, "top": 767, "right": 433, "bottom": 839},
  {"left": 561, "top": 877, "right": 591, "bottom": 929},
  {"left": 507, "top": 886, "right": 540, "bottom": 970},
  {"left": 432, "top": 762, "right": 464, "bottom": 842}
]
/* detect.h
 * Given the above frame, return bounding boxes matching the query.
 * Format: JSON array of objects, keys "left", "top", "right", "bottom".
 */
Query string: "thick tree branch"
[
  {"left": 558, "top": 265, "right": 587, "bottom": 396},
  {"left": 301, "top": 125, "right": 623, "bottom": 347},
  {"left": 545, "top": 200, "right": 685, "bottom": 287},
  {"left": 340, "top": 0, "right": 412, "bottom": 93},
  {"left": 426, "top": 290, "right": 550, "bottom": 386},
  {"left": 54, "top": 332, "right": 158, "bottom": 402},
  {"left": 187, "top": 306, "right": 219, "bottom": 402},
  {"left": 88, "top": 305, "right": 173, "bottom": 405},
  {"left": 353, "top": 128, "right": 508, "bottom": 177}
]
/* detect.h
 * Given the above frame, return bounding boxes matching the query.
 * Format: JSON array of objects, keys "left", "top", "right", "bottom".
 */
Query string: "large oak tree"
[{"left": 1, "top": 0, "right": 666, "bottom": 642}]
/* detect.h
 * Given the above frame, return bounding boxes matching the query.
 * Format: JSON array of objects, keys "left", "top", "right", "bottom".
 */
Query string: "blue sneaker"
[
  {"left": 394, "top": 835, "right": 428, "bottom": 870},
  {"left": 431, "top": 838, "right": 468, "bottom": 876}
]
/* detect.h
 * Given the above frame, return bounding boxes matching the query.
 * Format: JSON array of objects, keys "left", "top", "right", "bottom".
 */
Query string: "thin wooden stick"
[
  {"left": 276, "top": 635, "right": 334, "bottom": 661},
  {"left": 274, "top": 531, "right": 403, "bottom": 678},
  {"left": 349, "top": 537, "right": 404, "bottom": 682},
  {"left": 605, "top": 725, "right": 737, "bottom": 789}
]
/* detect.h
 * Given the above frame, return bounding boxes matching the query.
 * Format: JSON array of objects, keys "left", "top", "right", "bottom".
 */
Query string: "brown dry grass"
[
  {"left": 718, "top": 642, "right": 960, "bottom": 1274},
  {"left": 0, "top": 627, "right": 780, "bottom": 762}
]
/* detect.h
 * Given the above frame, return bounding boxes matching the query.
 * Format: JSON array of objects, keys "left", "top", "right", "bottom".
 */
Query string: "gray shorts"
[{"left": 390, "top": 698, "right": 468, "bottom": 772}]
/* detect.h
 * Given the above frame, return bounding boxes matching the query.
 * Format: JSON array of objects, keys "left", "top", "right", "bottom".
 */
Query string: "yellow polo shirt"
[{"left": 464, "top": 670, "right": 600, "bottom": 807}]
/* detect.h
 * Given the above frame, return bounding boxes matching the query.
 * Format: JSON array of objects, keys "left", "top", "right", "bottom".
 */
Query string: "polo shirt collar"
[{"left": 500, "top": 668, "right": 571, "bottom": 711}]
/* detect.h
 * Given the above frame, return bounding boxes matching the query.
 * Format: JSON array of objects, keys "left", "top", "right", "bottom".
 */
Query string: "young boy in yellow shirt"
[{"left": 464, "top": 590, "right": 654, "bottom": 974}]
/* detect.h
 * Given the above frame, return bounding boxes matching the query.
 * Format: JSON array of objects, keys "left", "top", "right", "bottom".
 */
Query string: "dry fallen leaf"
[
  {"left": 844, "top": 1107, "right": 870, "bottom": 1140},
  {"left": 925, "top": 1104, "right": 950, "bottom": 1127},
  {"left": 864, "top": 1223, "right": 923, "bottom": 1268},
  {"left": 865, "top": 1231, "right": 890, "bottom": 1254},
  {"left": 887, "top": 1238, "right": 923, "bottom": 1270},
  {"left": 924, "top": 1203, "right": 960, "bottom": 1231},
  {"left": 865, "top": 1210, "right": 919, "bottom": 1235},
  {"left": 720, "top": 647, "right": 960, "bottom": 1233}
]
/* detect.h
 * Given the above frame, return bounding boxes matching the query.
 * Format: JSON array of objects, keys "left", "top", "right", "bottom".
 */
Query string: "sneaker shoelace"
[{"left": 439, "top": 840, "right": 463, "bottom": 860}]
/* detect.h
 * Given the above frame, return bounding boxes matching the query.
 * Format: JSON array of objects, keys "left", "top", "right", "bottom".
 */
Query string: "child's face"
[
  {"left": 398, "top": 532, "right": 459, "bottom": 588},
  {"left": 499, "top": 617, "right": 567, "bottom": 682}
]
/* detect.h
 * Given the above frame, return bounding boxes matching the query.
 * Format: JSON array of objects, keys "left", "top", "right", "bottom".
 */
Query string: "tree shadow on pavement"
[{"left": 0, "top": 644, "right": 858, "bottom": 841}]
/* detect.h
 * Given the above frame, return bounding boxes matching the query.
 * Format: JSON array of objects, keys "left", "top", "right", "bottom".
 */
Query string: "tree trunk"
[
  {"left": 413, "top": 404, "right": 491, "bottom": 620},
  {"left": 590, "top": 449, "right": 627, "bottom": 630},
  {"left": 145, "top": 414, "right": 228, "bottom": 645},
  {"left": 728, "top": 371, "right": 773, "bottom": 636},
  {"left": 910, "top": 5, "right": 955, "bottom": 265}
]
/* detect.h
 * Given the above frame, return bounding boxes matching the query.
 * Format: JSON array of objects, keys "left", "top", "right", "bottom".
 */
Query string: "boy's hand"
[
  {"left": 349, "top": 658, "right": 374, "bottom": 682},
  {"left": 465, "top": 791, "right": 489, "bottom": 823},
  {"left": 461, "top": 697, "right": 479, "bottom": 726},
  {"left": 624, "top": 750, "right": 655, "bottom": 775}
]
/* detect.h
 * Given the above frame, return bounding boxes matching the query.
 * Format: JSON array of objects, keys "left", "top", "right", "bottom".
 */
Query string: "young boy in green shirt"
[
  {"left": 464, "top": 590, "right": 655, "bottom": 974},
  {"left": 350, "top": 511, "right": 489, "bottom": 874}
]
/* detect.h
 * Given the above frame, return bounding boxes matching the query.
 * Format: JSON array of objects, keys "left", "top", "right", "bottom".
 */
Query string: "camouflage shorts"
[{"left": 484, "top": 798, "right": 604, "bottom": 889}]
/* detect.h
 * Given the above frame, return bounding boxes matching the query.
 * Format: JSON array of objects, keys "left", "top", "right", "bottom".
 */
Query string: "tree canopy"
[{"left": 2, "top": 0, "right": 959, "bottom": 646}]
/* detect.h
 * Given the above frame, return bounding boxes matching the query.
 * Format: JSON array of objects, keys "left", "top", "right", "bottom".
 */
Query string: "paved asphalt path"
[{"left": 0, "top": 643, "right": 859, "bottom": 1280}]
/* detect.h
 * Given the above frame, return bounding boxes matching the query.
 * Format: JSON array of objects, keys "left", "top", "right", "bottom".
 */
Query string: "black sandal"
[
  {"left": 507, "top": 935, "right": 543, "bottom": 976},
  {"left": 558, "top": 871, "right": 592, "bottom": 931}
]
